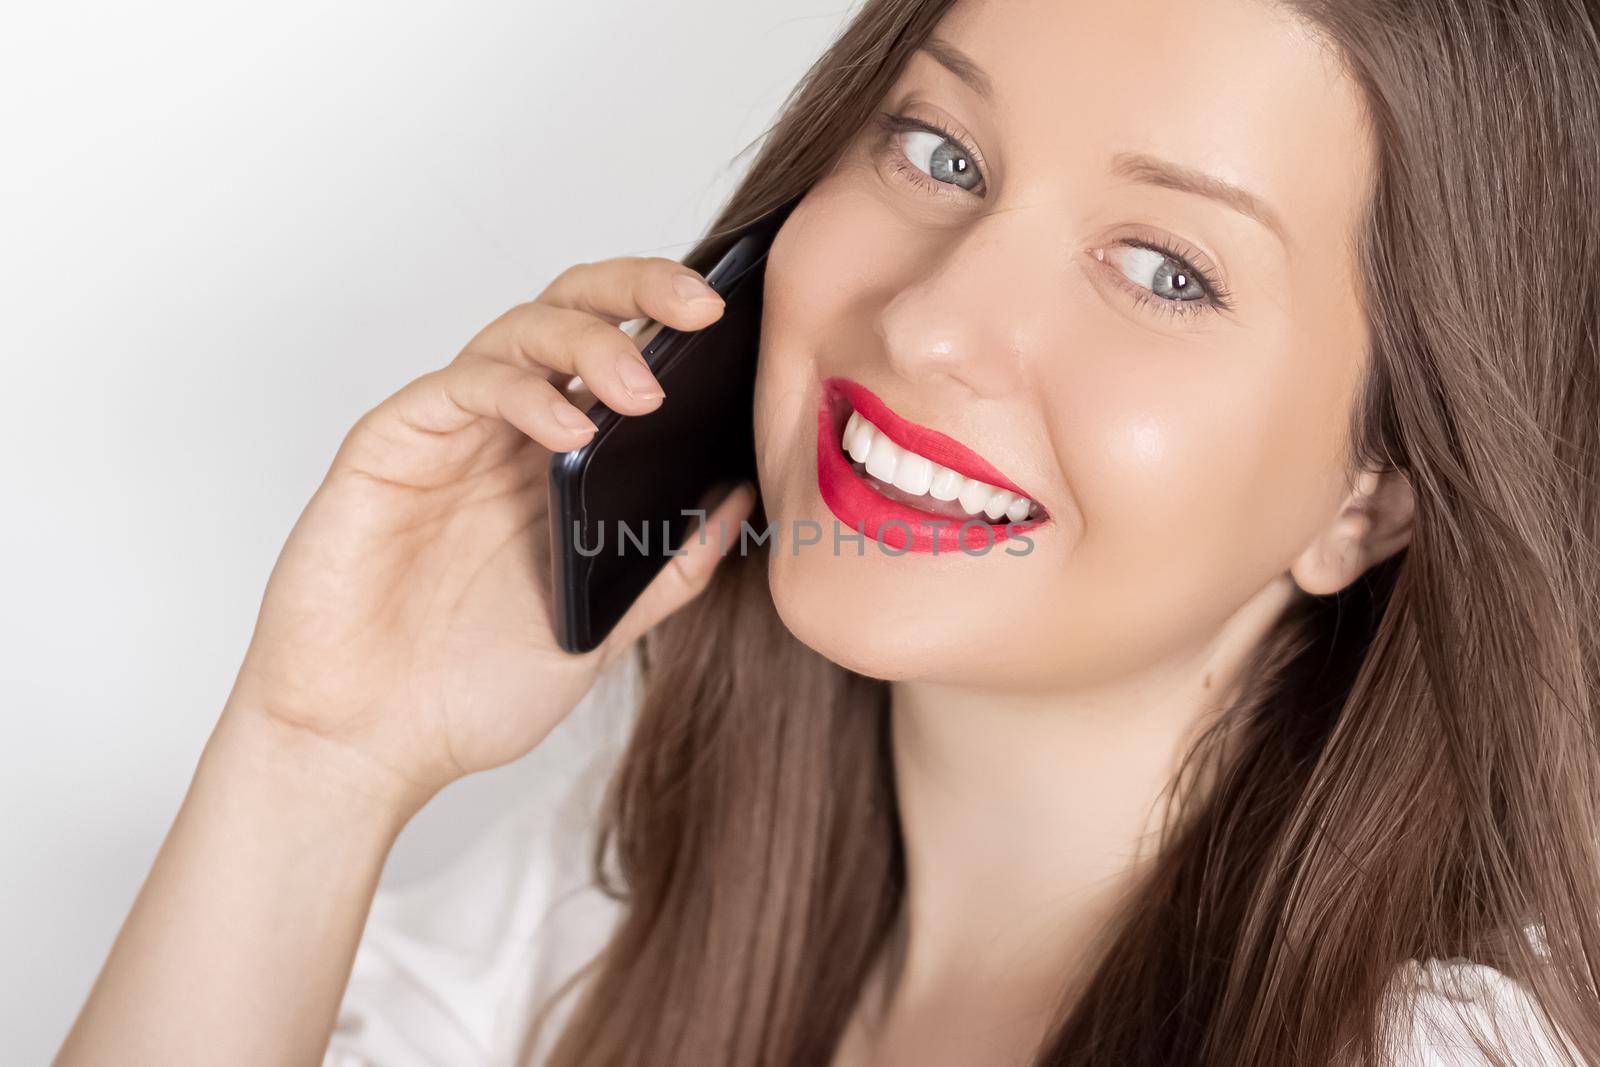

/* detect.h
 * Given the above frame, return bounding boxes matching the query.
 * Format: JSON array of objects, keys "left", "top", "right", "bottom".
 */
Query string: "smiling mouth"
[
  {"left": 839, "top": 408, "right": 1042, "bottom": 523},
  {"left": 815, "top": 377, "right": 1048, "bottom": 554}
]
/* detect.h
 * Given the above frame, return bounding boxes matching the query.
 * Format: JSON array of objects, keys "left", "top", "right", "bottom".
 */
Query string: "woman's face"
[{"left": 752, "top": 0, "right": 1377, "bottom": 689}]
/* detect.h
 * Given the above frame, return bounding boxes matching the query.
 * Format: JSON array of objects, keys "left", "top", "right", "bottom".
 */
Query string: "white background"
[{"left": 0, "top": 1, "right": 853, "bottom": 1058}]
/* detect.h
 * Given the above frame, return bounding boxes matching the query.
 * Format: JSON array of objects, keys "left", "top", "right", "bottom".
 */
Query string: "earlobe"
[{"left": 1289, "top": 469, "right": 1415, "bottom": 596}]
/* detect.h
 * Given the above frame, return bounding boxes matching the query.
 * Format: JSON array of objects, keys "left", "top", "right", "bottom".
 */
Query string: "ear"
[{"left": 1289, "top": 467, "right": 1415, "bottom": 596}]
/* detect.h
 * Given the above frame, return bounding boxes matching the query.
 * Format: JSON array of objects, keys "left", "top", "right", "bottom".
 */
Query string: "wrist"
[{"left": 208, "top": 699, "right": 437, "bottom": 836}]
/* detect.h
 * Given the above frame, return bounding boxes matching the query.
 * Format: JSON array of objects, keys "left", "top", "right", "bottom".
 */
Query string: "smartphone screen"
[{"left": 547, "top": 211, "right": 786, "bottom": 654}]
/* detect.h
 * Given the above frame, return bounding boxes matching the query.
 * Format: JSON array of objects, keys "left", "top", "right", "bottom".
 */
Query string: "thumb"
[{"left": 599, "top": 481, "right": 758, "bottom": 655}]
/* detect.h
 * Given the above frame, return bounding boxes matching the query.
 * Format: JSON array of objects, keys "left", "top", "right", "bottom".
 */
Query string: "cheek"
[
  {"left": 752, "top": 187, "right": 883, "bottom": 518},
  {"left": 1042, "top": 320, "right": 1361, "bottom": 656}
]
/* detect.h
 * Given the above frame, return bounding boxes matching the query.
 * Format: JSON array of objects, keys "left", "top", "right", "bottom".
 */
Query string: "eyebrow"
[
  {"left": 918, "top": 35, "right": 994, "bottom": 102},
  {"left": 1111, "top": 153, "right": 1290, "bottom": 246},
  {"left": 914, "top": 38, "right": 1289, "bottom": 247}
]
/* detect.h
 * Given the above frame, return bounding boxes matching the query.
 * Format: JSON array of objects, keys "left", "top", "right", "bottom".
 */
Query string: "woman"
[{"left": 56, "top": 0, "right": 1600, "bottom": 1064}]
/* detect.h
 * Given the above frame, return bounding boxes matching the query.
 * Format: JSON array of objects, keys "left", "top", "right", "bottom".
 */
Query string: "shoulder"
[
  {"left": 1387, "top": 956, "right": 1588, "bottom": 1067},
  {"left": 322, "top": 660, "right": 640, "bottom": 1067}
]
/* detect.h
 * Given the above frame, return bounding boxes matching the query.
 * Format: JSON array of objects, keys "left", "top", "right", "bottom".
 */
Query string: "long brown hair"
[{"left": 533, "top": 1, "right": 1600, "bottom": 1063}]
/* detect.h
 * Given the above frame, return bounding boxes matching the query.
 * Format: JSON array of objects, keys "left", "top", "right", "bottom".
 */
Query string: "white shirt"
[{"left": 320, "top": 663, "right": 1583, "bottom": 1067}]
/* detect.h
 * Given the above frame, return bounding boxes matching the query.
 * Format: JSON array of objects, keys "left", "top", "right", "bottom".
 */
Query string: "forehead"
[{"left": 925, "top": 0, "right": 1375, "bottom": 250}]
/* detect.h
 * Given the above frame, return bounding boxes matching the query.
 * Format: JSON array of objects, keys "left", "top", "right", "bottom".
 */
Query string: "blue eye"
[
  {"left": 1091, "top": 239, "right": 1237, "bottom": 320},
  {"left": 873, "top": 112, "right": 987, "bottom": 197},
  {"left": 1116, "top": 246, "right": 1208, "bottom": 302},
  {"left": 897, "top": 127, "right": 982, "bottom": 191}
]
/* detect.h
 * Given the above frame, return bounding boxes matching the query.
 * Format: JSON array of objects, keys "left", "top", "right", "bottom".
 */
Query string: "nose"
[{"left": 873, "top": 215, "right": 1039, "bottom": 400}]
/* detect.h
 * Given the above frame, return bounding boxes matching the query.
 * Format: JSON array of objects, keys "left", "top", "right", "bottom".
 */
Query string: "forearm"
[{"left": 56, "top": 703, "right": 421, "bottom": 1066}]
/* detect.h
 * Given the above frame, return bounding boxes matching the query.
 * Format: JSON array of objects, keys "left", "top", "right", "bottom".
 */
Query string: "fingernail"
[
  {"left": 552, "top": 401, "right": 596, "bottom": 433},
  {"left": 620, "top": 358, "right": 664, "bottom": 400},
  {"left": 673, "top": 272, "right": 722, "bottom": 305}
]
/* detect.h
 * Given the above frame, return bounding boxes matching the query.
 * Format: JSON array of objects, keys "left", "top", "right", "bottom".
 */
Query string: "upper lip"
[{"left": 823, "top": 377, "right": 1040, "bottom": 504}]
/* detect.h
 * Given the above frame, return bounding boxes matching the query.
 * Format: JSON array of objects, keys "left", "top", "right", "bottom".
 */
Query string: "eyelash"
[
  {"left": 871, "top": 110, "right": 988, "bottom": 200},
  {"left": 869, "top": 109, "right": 1236, "bottom": 320},
  {"left": 1109, "top": 237, "right": 1238, "bottom": 319}
]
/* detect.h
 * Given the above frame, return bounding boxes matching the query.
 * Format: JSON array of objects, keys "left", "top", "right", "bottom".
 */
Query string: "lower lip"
[{"left": 814, "top": 381, "right": 1043, "bottom": 555}]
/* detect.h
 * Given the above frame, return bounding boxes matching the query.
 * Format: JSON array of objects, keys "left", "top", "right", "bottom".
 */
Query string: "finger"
[
  {"left": 538, "top": 256, "right": 725, "bottom": 330},
  {"left": 462, "top": 260, "right": 725, "bottom": 417},
  {"left": 381, "top": 356, "right": 598, "bottom": 452},
  {"left": 464, "top": 305, "right": 674, "bottom": 418},
  {"left": 600, "top": 481, "right": 758, "bottom": 654}
]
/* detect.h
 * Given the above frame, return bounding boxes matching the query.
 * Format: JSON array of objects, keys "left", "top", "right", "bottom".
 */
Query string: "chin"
[
  {"left": 763, "top": 548, "right": 927, "bottom": 681},
  {"left": 762, "top": 536, "right": 1043, "bottom": 685}
]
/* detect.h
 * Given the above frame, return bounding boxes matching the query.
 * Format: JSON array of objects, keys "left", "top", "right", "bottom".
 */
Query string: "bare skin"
[{"left": 58, "top": 0, "right": 1417, "bottom": 1065}]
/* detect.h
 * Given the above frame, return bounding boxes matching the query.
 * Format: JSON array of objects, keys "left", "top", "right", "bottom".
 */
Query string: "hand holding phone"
[
  {"left": 548, "top": 206, "right": 792, "bottom": 653},
  {"left": 56, "top": 246, "right": 774, "bottom": 1067},
  {"left": 219, "top": 253, "right": 764, "bottom": 830}
]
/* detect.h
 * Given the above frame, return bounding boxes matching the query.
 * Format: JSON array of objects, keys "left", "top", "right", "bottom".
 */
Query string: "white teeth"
[
  {"left": 893, "top": 452, "right": 934, "bottom": 496},
  {"left": 956, "top": 478, "right": 991, "bottom": 516},
  {"left": 928, "top": 466, "right": 962, "bottom": 501},
  {"left": 983, "top": 490, "right": 1013, "bottom": 521},
  {"left": 843, "top": 411, "right": 874, "bottom": 463},
  {"left": 841, "top": 405, "right": 1034, "bottom": 523},
  {"left": 864, "top": 432, "right": 901, "bottom": 483}
]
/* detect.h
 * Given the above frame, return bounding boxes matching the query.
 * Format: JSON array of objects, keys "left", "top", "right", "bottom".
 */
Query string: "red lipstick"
[{"left": 815, "top": 377, "right": 1046, "bottom": 554}]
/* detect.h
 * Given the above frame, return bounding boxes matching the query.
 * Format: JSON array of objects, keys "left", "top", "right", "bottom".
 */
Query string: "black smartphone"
[{"left": 547, "top": 208, "right": 788, "bottom": 654}]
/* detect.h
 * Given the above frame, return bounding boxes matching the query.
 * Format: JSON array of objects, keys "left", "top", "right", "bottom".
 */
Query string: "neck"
[{"left": 858, "top": 576, "right": 1299, "bottom": 1055}]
